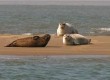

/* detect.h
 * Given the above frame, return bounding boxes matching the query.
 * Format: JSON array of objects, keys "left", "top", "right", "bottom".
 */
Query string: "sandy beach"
[{"left": 0, "top": 34, "right": 109, "bottom": 55}]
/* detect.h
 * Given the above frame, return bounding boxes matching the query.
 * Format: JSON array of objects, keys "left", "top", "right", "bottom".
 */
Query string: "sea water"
[
  {"left": 0, "top": 5, "right": 110, "bottom": 35},
  {"left": 0, "top": 55, "right": 110, "bottom": 80}
]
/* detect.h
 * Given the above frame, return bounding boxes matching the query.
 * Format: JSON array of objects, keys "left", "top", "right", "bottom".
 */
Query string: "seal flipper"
[
  {"left": 33, "top": 36, "right": 40, "bottom": 40},
  {"left": 5, "top": 41, "right": 17, "bottom": 47},
  {"left": 88, "top": 39, "right": 91, "bottom": 44}
]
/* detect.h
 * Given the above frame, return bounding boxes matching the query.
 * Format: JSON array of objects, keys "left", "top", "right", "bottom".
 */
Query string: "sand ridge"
[{"left": 0, "top": 34, "right": 110, "bottom": 55}]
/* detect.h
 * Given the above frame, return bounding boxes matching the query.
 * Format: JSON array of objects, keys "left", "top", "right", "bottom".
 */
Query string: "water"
[
  {"left": 0, "top": 55, "right": 110, "bottom": 80},
  {"left": 0, "top": 5, "right": 110, "bottom": 35}
]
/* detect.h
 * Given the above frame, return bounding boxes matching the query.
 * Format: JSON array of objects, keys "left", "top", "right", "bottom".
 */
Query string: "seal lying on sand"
[
  {"left": 6, "top": 34, "right": 51, "bottom": 47},
  {"left": 57, "top": 23, "right": 78, "bottom": 36},
  {"left": 63, "top": 34, "right": 91, "bottom": 45}
]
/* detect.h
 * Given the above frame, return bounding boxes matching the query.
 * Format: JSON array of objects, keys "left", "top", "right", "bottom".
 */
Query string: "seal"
[
  {"left": 5, "top": 34, "right": 51, "bottom": 47},
  {"left": 63, "top": 34, "right": 91, "bottom": 45},
  {"left": 57, "top": 23, "right": 78, "bottom": 36}
]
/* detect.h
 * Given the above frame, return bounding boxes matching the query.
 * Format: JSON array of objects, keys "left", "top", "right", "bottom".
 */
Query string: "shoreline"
[{"left": 0, "top": 34, "right": 110, "bottom": 56}]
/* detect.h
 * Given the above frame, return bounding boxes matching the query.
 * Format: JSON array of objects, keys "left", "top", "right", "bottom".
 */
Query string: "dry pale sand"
[{"left": 0, "top": 34, "right": 110, "bottom": 55}]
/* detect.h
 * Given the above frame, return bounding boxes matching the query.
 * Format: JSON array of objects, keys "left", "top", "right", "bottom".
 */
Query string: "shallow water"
[
  {"left": 0, "top": 55, "right": 110, "bottom": 80},
  {"left": 0, "top": 5, "right": 110, "bottom": 35}
]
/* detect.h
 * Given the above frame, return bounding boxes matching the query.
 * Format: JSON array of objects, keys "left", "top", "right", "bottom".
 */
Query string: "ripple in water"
[{"left": 0, "top": 55, "right": 110, "bottom": 80}]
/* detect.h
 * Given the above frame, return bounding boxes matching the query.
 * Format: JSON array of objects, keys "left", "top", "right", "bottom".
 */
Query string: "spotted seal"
[
  {"left": 6, "top": 34, "right": 51, "bottom": 47},
  {"left": 57, "top": 23, "right": 78, "bottom": 36},
  {"left": 63, "top": 34, "right": 91, "bottom": 45}
]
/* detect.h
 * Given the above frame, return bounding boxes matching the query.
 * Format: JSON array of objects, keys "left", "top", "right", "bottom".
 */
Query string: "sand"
[{"left": 0, "top": 34, "right": 110, "bottom": 55}]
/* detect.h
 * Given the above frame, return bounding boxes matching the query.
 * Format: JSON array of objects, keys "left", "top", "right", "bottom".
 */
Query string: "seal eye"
[{"left": 33, "top": 36, "right": 40, "bottom": 40}]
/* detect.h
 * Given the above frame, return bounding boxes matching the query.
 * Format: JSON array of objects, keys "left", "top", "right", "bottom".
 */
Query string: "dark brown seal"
[{"left": 5, "top": 34, "right": 51, "bottom": 47}]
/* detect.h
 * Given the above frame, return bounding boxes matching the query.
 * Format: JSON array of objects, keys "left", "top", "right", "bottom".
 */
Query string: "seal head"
[{"left": 63, "top": 34, "right": 78, "bottom": 45}]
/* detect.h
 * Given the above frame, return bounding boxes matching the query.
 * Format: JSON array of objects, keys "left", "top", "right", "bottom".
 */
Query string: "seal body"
[
  {"left": 63, "top": 34, "right": 91, "bottom": 45},
  {"left": 57, "top": 23, "right": 78, "bottom": 36},
  {"left": 6, "top": 34, "right": 51, "bottom": 47}
]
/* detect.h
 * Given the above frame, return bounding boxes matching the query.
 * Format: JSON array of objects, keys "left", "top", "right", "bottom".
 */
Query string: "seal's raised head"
[
  {"left": 37, "top": 34, "right": 51, "bottom": 47},
  {"left": 42, "top": 34, "right": 51, "bottom": 41},
  {"left": 63, "top": 34, "right": 72, "bottom": 41},
  {"left": 63, "top": 34, "right": 75, "bottom": 45},
  {"left": 59, "top": 23, "right": 66, "bottom": 29}
]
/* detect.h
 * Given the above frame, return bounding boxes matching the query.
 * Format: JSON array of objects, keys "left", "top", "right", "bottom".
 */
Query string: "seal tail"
[
  {"left": 5, "top": 43, "right": 13, "bottom": 47},
  {"left": 88, "top": 39, "right": 91, "bottom": 44},
  {"left": 5, "top": 41, "right": 16, "bottom": 47}
]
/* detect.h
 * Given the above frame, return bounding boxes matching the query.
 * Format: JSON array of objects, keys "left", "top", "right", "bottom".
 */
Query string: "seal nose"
[
  {"left": 44, "top": 34, "right": 51, "bottom": 40},
  {"left": 61, "top": 26, "right": 65, "bottom": 29},
  {"left": 65, "top": 36, "right": 68, "bottom": 39}
]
